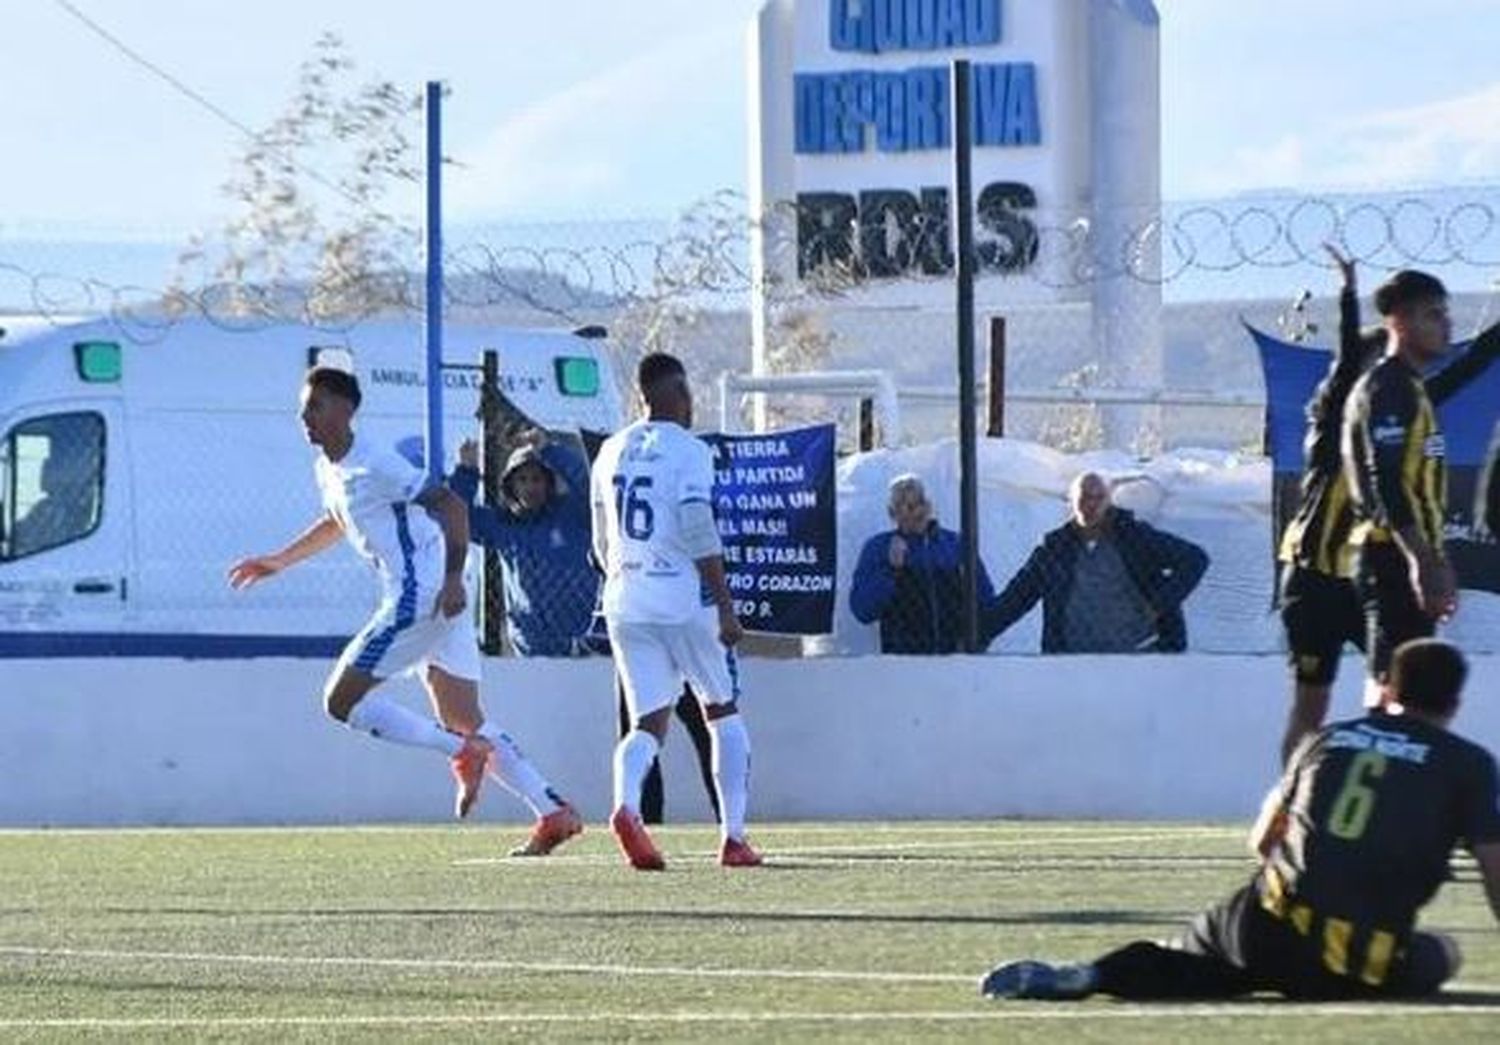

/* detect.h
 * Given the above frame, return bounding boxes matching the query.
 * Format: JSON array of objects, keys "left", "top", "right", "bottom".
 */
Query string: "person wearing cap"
[{"left": 448, "top": 430, "right": 599, "bottom": 657}]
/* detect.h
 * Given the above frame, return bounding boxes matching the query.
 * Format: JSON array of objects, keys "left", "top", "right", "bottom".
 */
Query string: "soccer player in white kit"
[
  {"left": 591, "top": 353, "right": 761, "bottom": 870},
  {"left": 229, "top": 367, "right": 582, "bottom": 856}
]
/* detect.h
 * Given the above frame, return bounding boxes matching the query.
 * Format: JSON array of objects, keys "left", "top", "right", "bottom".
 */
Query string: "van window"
[{"left": 0, "top": 412, "right": 106, "bottom": 560}]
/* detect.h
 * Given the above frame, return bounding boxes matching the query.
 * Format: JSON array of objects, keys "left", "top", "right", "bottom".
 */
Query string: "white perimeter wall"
[{"left": 3, "top": 654, "right": 1497, "bottom": 828}]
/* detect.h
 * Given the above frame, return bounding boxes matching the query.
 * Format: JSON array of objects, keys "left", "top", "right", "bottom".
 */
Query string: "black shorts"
[
  {"left": 1278, "top": 566, "right": 1364, "bottom": 686},
  {"left": 1355, "top": 542, "right": 1436, "bottom": 681},
  {"left": 1182, "top": 883, "right": 1454, "bottom": 999}
]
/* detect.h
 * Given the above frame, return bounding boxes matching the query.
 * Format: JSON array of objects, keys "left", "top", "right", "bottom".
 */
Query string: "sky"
[{"left": 5, "top": 0, "right": 1500, "bottom": 238}]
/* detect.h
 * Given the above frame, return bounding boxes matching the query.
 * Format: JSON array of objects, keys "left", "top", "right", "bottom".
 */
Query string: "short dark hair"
[
  {"left": 1373, "top": 270, "right": 1447, "bottom": 317},
  {"left": 305, "top": 366, "right": 362, "bottom": 410},
  {"left": 1389, "top": 639, "right": 1466, "bottom": 715},
  {"left": 637, "top": 352, "right": 686, "bottom": 395}
]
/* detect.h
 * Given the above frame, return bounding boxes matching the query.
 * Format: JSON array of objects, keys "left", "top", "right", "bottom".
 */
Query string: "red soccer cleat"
[
  {"left": 610, "top": 807, "right": 666, "bottom": 871},
  {"left": 509, "top": 803, "right": 584, "bottom": 857},
  {"left": 718, "top": 837, "right": 763, "bottom": 868},
  {"left": 450, "top": 735, "right": 493, "bottom": 819}
]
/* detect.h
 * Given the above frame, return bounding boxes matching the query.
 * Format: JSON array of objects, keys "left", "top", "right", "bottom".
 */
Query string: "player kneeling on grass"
[
  {"left": 229, "top": 367, "right": 581, "bottom": 858},
  {"left": 982, "top": 638, "right": 1500, "bottom": 1001},
  {"left": 591, "top": 352, "right": 760, "bottom": 871}
]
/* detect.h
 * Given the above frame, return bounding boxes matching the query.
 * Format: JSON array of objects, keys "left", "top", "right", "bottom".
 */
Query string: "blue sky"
[{"left": 5, "top": 0, "right": 1500, "bottom": 236}]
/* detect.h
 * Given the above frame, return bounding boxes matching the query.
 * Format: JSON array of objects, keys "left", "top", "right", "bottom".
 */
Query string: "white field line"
[
  {"left": 0, "top": 944, "right": 970, "bottom": 984},
  {"left": 0, "top": 823, "right": 1245, "bottom": 839},
  {"left": 4, "top": 1005, "right": 1500, "bottom": 1030},
  {"left": 6, "top": 944, "right": 1498, "bottom": 1001},
  {"left": 452, "top": 828, "right": 1252, "bottom": 867}
]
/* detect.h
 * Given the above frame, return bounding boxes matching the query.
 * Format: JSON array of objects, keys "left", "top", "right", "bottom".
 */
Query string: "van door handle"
[{"left": 73, "top": 579, "right": 116, "bottom": 595}]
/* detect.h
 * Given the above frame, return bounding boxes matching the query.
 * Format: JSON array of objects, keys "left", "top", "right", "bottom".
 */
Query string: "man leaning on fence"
[
  {"left": 850, "top": 474, "right": 1000, "bottom": 654},
  {"left": 985, "top": 472, "right": 1208, "bottom": 653},
  {"left": 448, "top": 430, "right": 599, "bottom": 656}
]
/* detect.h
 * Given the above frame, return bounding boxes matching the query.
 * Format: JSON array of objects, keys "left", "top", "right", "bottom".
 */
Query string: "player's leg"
[
  {"left": 1019, "top": 886, "right": 1259, "bottom": 1000},
  {"left": 678, "top": 619, "right": 757, "bottom": 866},
  {"left": 676, "top": 684, "right": 721, "bottom": 823},
  {"left": 326, "top": 613, "right": 466, "bottom": 758},
  {"left": 608, "top": 619, "right": 677, "bottom": 870},
  {"left": 1278, "top": 568, "right": 1339, "bottom": 764},
  {"left": 618, "top": 674, "right": 665, "bottom": 824},
  {"left": 1359, "top": 543, "right": 1435, "bottom": 707},
  {"left": 1382, "top": 932, "right": 1462, "bottom": 997},
  {"left": 422, "top": 624, "right": 580, "bottom": 849}
]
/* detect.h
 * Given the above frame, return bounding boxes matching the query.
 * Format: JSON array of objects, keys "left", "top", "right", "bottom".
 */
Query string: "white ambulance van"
[{"left": 0, "top": 316, "right": 625, "bottom": 656}]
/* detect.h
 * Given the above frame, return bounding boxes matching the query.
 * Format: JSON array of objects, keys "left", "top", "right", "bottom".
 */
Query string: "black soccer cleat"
[{"left": 980, "top": 960, "right": 1096, "bottom": 1000}]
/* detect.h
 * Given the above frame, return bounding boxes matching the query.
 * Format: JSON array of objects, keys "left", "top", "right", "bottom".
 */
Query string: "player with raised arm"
[
  {"left": 229, "top": 367, "right": 581, "bottom": 856},
  {"left": 590, "top": 352, "right": 760, "bottom": 871},
  {"left": 982, "top": 638, "right": 1500, "bottom": 1001}
]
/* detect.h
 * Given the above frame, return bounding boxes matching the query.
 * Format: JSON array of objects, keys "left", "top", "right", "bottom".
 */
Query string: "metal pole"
[
  {"left": 858, "top": 398, "right": 875, "bottom": 451},
  {"left": 479, "top": 350, "right": 505, "bottom": 655},
  {"left": 952, "top": 59, "right": 980, "bottom": 654},
  {"left": 424, "top": 81, "right": 444, "bottom": 485},
  {"left": 987, "top": 315, "right": 1007, "bottom": 438}
]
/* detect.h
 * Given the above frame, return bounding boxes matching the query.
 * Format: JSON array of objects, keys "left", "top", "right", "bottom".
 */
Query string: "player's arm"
[
  {"left": 415, "top": 484, "right": 470, "bottom": 618},
  {"left": 681, "top": 446, "right": 741, "bottom": 648},
  {"left": 682, "top": 498, "right": 740, "bottom": 647},
  {"left": 228, "top": 513, "right": 342, "bottom": 588},
  {"left": 1460, "top": 753, "right": 1500, "bottom": 924},
  {"left": 1326, "top": 243, "right": 1376, "bottom": 389},
  {"left": 1474, "top": 843, "right": 1500, "bottom": 926},
  {"left": 1249, "top": 761, "right": 1301, "bottom": 861},
  {"left": 589, "top": 460, "right": 611, "bottom": 568},
  {"left": 1425, "top": 320, "right": 1500, "bottom": 406}
]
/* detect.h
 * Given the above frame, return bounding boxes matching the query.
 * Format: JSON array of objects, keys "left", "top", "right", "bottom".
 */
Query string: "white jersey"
[
  {"left": 591, "top": 419, "right": 715, "bottom": 624},
  {"left": 315, "top": 433, "right": 443, "bottom": 597}
]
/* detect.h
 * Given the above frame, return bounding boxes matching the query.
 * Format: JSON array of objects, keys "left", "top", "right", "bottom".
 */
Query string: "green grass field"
[{"left": 1, "top": 821, "right": 1496, "bottom": 1042}]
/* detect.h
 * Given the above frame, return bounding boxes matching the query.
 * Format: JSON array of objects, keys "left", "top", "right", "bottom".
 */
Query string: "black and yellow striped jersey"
[
  {"left": 1343, "top": 355, "right": 1445, "bottom": 551},
  {"left": 1262, "top": 714, "right": 1500, "bottom": 949},
  {"left": 1278, "top": 288, "right": 1375, "bottom": 576}
]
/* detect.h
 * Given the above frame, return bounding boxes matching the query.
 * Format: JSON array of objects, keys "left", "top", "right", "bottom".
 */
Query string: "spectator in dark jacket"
[
  {"left": 449, "top": 432, "right": 599, "bottom": 656},
  {"left": 850, "top": 474, "right": 999, "bottom": 654},
  {"left": 986, "top": 472, "right": 1209, "bottom": 653}
]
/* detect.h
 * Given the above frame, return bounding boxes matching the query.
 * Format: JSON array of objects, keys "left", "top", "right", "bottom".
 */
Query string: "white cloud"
[
  {"left": 1210, "top": 81, "right": 1500, "bottom": 195},
  {"left": 448, "top": 23, "right": 745, "bottom": 220}
]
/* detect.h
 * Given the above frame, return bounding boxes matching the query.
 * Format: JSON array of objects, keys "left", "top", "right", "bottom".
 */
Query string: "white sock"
[
  {"left": 346, "top": 695, "right": 462, "bottom": 756},
  {"left": 613, "top": 729, "right": 660, "bottom": 817},
  {"left": 709, "top": 713, "right": 751, "bottom": 842},
  {"left": 476, "top": 722, "right": 564, "bottom": 817}
]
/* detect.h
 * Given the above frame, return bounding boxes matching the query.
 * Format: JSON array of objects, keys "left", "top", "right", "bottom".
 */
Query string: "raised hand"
[{"left": 1324, "top": 242, "right": 1356, "bottom": 291}]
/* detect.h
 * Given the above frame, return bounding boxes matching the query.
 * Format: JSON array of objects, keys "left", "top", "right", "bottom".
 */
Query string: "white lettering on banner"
[
  {"left": 758, "top": 574, "right": 835, "bottom": 593},
  {"left": 736, "top": 492, "right": 787, "bottom": 511},
  {"left": 745, "top": 546, "right": 820, "bottom": 566},
  {"left": 726, "top": 439, "right": 792, "bottom": 459},
  {"left": 734, "top": 465, "right": 807, "bottom": 484},
  {"left": 741, "top": 518, "right": 788, "bottom": 537}
]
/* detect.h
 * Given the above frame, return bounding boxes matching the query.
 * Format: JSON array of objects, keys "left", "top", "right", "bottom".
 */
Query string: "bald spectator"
[
  {"left": 850, "top": 474, "right": 999, "bottom": 654},
  {"left": 985, "top": 473, "right": 1208, "bottom": 654}
]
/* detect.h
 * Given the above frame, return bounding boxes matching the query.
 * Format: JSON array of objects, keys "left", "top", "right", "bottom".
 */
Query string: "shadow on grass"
[{"left": 84, "top": 905, "right": 1179, "bottom": 929}]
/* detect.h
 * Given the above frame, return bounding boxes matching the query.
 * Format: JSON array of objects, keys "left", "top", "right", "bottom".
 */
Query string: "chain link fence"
[{"left": 3, "top": 186, "right": 1498, "bottom": 655}]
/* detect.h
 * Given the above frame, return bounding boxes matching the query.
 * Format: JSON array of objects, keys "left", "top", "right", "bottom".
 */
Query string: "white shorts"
[
  {"left": 336, "top": 598, "right": 481, "bottom": 683},
  {"left": 608, "top": 611, "right": 741, "bottom": 720}
]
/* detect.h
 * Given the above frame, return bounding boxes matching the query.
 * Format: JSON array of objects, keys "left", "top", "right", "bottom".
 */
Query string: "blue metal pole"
[
  {"left": 424, "top": 80, "right": 444, "bottom": 484},
  {"left": 951, "top": 58, "right": 980, "bottom": 654}
]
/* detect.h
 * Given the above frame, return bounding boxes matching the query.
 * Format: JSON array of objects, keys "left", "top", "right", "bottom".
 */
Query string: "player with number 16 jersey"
[{"left": 591, "top": 352, "right": 761, "bottom": 871}]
